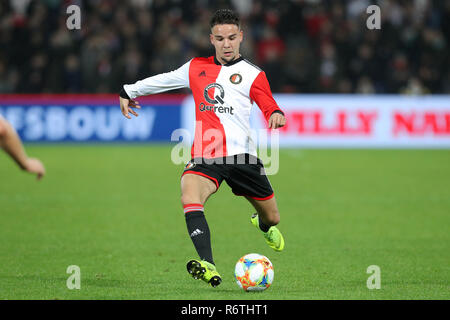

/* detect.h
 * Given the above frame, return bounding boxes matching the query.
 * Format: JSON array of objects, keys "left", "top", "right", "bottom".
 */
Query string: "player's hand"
[
  {"left": 120, "top": 97, "right": 141, "bottom": 119},
  {"left": 24, "top": 158, "right": 45, "bottom": 180},
  {"left": 268, "top": 112, "right": 286, "bottom": 129}
]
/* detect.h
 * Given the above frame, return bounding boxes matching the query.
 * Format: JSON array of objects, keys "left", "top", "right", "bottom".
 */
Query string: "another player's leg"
[
  {"left": 181, "top": 173, "right": 222, "bottom": 287},
  {"left": 247, "top": 196, "right": 285, "bottom": 251}
]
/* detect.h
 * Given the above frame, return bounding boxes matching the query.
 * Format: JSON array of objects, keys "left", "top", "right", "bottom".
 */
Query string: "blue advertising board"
[{"left": 0, "top": 94, "right": 184, "bottom": 142}]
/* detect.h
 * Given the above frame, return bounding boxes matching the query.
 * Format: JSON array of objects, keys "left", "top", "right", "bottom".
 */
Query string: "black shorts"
[{"left": 181, "top": 153, "right": 274, "bottom": 200}]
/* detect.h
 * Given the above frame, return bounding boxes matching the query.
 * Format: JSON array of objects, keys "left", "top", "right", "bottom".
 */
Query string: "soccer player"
[
  {"left": 119, "top": 9, "right": 286, "bottom": 287},
  {"left": 0, "top": 116, "right": 45, "bottom": 180}
]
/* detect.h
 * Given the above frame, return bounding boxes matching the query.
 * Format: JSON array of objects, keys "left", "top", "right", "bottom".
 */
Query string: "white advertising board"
[{"left": 182, "top": 94, "right": 450, "bottom": 148}]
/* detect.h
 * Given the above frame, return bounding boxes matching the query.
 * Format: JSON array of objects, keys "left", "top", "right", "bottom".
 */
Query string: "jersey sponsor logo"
[
  {"left": 229, "top": 73, "right": 242, "bottom": 84},
  {"left": 199, "top": 103, "right": 234, "bottom": 114},
  {"left": 200, "top": 83, "right": 234, "bottom": 115},
  {"left": 204, "top": 83, "right": 225, "bottom": 105}
]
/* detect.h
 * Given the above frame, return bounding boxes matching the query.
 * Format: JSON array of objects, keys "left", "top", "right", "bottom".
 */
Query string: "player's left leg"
[
  {"left": 246, "top": 196, "right": 280, "bottom": 227},
  {"left": 246, "top": 196, "right": 285, "bottom": 251},
  {"left": 226, "top": 154, "right": 284, "bottom": 251}
]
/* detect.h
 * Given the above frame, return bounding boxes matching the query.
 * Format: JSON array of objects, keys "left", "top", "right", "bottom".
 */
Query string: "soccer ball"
[{"left": 234, "top": 253, "right": 274, "bottom": 291}]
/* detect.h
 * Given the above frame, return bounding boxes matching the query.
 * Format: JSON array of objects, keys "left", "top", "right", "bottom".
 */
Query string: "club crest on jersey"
[{"left": 230, "top": 73, "right": 242, "bottom": 84}]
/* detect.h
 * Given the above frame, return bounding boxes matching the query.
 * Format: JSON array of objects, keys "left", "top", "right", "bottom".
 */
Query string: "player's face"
[{"left": 210, "top": 24, "right": 243, "bottom": 65}]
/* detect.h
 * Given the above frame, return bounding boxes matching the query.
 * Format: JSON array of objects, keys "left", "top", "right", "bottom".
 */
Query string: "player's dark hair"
[{"left": 210, "top": 9, "right": 240, "bottom": 29}]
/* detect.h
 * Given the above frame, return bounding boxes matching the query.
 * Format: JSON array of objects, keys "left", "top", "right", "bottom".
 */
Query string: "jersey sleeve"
[
  {"left": 123, "top": 59, "right": 191, "bottom": 99},
  {"left": 249, "top": 71, "right": 284, "bottom": 122}
]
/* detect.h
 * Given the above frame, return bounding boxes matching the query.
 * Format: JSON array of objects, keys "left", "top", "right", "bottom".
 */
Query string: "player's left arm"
[
  {"left": 249, "top": 71, "right": 286, "bottom": 129},
  {"left": 268, "top": 110, "right": 286, "bottom": 129}
]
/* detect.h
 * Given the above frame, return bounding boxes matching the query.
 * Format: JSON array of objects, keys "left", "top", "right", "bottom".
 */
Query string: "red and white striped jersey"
[{"left": 124, "top": 56, "right": 283, "bottom": 159}]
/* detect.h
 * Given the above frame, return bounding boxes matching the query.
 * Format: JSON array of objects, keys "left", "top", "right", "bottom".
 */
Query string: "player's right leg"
[
  {"left": 181, "top": 172, "right": 222, "bottom": 287},
  {"left": 247, "top": 196, "right": 285, "bottom": 252},
  {"left": 186, "top": 259, "right": 222, "bottom": 288}
]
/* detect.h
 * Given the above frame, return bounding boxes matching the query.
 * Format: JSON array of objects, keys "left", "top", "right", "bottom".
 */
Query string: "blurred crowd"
[{"left": 0, "top": 0, "right": 449, "bottom": 94}]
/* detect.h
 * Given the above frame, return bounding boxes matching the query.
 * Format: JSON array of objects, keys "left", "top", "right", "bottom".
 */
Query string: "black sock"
[
  {"left": 185, "top": 210, "right": 214, "bottom": 265},
  {"left": 258, "top": 214, "right": 271, "bottom": 233}
]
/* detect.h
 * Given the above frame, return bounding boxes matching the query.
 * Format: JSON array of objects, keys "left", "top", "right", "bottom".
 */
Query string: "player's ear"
[
  {"left": 210, "top": 33, "right": 214, "bottom": 45},
  {"left": 239, "top": 29, "right": 243, "bottom": 43}
]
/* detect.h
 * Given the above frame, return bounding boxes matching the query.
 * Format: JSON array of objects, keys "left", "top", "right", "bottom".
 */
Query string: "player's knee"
[
  {"left": 180, "top": 194, "right": 201, "bottom": 207},
  {"left": 0, "top": 120, "right": 6, "bottom": 137},
  {"left": 180, "top": 194, "right": 189, "bottom": 207},
  {"left": 265, "top": 210, "right": 280, "bottom": 226}
]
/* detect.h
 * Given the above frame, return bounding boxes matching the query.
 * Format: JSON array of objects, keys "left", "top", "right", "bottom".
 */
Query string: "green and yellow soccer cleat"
[
  {"left": 186, "top": 259, "right": 222, "bottom": 287},
  {"left": 251, "top": 213, "right": 285, "bottom": 251}
]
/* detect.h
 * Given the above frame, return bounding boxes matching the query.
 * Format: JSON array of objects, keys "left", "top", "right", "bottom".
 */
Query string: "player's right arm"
[
  {"left": 0, "top": 117, "right": 45, "bottom": 180},
  {"left": 119, "top": 60, "right": 191, "bottom": 119}
]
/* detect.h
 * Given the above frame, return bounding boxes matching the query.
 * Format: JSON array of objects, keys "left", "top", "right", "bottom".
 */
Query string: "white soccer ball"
[{"left": 234, "top": 253, "right": 274, "bottom": 291}]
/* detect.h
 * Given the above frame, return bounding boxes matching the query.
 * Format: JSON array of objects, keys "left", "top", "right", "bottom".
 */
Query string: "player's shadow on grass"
[
  {"left": 205, "top": 288, "right": 237, "bottom": 294},
  {"left": 1, "top": 274, "right": 161, "bottom": 289}
]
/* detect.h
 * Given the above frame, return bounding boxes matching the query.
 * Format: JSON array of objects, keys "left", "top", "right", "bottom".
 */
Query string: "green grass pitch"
[{"left": 0, "top": 145, "right": 449, "bottom": 299}]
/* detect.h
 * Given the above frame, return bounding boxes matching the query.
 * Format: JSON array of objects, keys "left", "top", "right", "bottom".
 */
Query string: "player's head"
[{"left": 210, "top": 9, "right": 243, "bottom": 65}]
